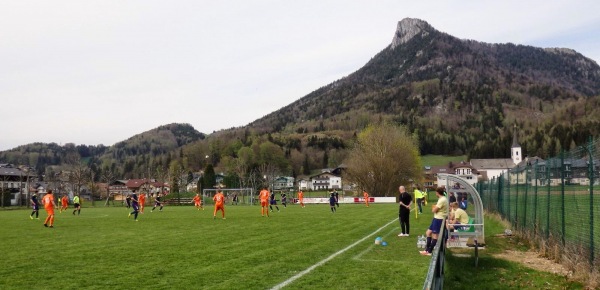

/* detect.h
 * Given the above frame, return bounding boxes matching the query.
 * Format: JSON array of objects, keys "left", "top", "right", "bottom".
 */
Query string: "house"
[
  {"left": 109, "top": 180, "right": 129, "bottom": 198},
  {"left": 428, "top": 162, "right": 480, "bottom": 189},
  {"left": 310, "top": 171, "right": 342, "bottom": 191},
  {"left": 273, "top": 176, "right": 294, "bottom": 190},
  {"left": 0, "top": 164, "right": 37, "bottom": 206},
  {"left": 521, "top": 157, "right": 599, "bottom": 186},
  {"left": 126, "top": 179, "right": 150, "bottom": 192},
  {"left": 298, "top": 178, "right": 311, "bottom": 191}
]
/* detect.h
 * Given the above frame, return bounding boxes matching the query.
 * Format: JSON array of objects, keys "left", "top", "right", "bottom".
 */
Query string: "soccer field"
[{"left": 0, "top": 203, "right": 432, "bottom": 289}]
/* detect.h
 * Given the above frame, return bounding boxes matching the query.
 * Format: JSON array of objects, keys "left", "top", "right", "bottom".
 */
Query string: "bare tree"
[
  {"left": 231, "top": 158, "right": 250, "bottom": 189},
  {"left": 170, "top": 161, "right": 186, "bottom": 205},
  {"left": 69, "top": 163, "right": 89, "bottom": 199},
  {"left": 343, "top": 123, "right": 422, "bottom": 197},
  {"left": 155, "top": 166, "right": 170, "bottom": 197},
  {"left": 258, "top": 163, "right": 279, "bottom": 190},
  {"left": 101, "top": 169, "right": 116, "bottom": 206}
]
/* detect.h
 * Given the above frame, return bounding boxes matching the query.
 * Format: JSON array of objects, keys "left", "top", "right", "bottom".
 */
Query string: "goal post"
[{"left": 202, "top": 188, "right": 256, "bottom": 205}]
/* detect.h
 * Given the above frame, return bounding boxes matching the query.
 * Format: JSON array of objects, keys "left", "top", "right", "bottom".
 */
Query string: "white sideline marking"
[{"left": 270, "top": 218, "right": 399, "bottom": 290}]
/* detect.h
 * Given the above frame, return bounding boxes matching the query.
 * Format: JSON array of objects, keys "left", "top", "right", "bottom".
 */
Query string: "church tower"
[{"left": 511, "top": 125, "right": 522, "bottom": 165}]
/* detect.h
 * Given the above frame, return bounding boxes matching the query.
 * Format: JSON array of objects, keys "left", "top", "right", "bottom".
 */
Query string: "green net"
[{"left": 478, "top": 138, "right": 599, "bottom": 269}]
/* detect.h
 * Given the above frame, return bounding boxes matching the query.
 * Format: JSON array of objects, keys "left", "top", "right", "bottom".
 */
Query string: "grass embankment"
[{"left": 444, "top": 214, "right": 584, "bottom": 289}]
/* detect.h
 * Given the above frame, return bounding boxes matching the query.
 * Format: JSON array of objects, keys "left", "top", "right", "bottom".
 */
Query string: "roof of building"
[{"left": 470, "top": 159, "right": 515, "bottom": 170}]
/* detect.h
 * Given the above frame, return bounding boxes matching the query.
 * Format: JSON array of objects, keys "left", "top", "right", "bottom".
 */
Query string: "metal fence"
[{"left": 477, "top": 137, "right": 600, "bottom": 272}]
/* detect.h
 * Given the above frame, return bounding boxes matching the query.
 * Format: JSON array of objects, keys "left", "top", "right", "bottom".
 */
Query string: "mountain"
[
  {"left": 0, "top": 123, "right": 204, "bottom": 177},
  {"left": 3, "top": 18, "right": 600, "bottom": 179},
  {"left": 247, "top": 18, "right": 600, "bottom": 158}
]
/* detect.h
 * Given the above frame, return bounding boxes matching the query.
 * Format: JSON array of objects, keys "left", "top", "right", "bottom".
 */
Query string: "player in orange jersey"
[
  {"left": 42, "top": 190, "right": 56, "bottom": 228},
  {"left": 213, "top": 189, "right": 226, "bottom": 219},
  {"left": 192, "top": 193, "right": 203, "bottom": 210},
  {"left": 59, "top": 194, "right": 68, "bottom": 213},
  {"left": 297, "top": 190, "right": 305, "bottom": 208},
  {"left": 363, "top": 190, "right": 370, "bottom": 207},
  {"left": 259, "top": 187, "right": 270, "bottom": 217},
  {"left": 139, "top": 192, "right": 146, "bottom": 213}
]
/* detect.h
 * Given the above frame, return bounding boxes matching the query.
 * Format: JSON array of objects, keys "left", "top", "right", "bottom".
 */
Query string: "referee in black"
[{"left": 398, "top": 185, "right": 413, "bottom": 237}]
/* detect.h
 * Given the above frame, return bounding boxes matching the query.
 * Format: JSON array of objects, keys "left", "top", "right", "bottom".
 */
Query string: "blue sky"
[{"left": 1, "top": 0, "right": 599, "bottom": 151}]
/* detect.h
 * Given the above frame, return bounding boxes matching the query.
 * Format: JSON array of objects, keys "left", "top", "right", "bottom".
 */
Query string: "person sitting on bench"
[{"left": 448, "top": 202, "right": 470, "bottom": 231}]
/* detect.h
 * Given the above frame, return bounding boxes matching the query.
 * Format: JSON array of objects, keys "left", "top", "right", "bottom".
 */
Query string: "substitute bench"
[{"left": 437, "top": 173, "right": 485, "bottom": 267}]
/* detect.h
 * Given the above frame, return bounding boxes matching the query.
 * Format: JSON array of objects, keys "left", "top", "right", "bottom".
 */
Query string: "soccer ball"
[{"left": 374, "top": 237, "right": 382, "bottom": 245}]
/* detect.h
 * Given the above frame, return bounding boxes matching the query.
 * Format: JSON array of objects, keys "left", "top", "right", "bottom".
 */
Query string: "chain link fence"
[{"left": 477, "top": 137, "right": 599, "bottom": 276}]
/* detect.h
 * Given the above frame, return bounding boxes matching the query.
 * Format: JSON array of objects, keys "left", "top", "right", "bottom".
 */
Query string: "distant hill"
[
  {"left": 3, "top": 18, "right": 600, "bottom": 179},
  {"left": 0, "top": 123, "right": 204, "bottom": 178}
]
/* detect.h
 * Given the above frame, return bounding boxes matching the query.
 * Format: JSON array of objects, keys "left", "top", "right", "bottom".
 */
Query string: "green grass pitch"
[{"left": 0, "top": 203, "right": 433, "bottom": 289}]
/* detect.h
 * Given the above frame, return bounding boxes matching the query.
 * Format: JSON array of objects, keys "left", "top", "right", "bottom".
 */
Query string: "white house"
[
  {"left": 435, "top": 161, "right": 480, "bottom": 187},
  {"left": 310, "top": 172, "right": 342, "bottom": 190},
  {"left": 298, "top": 179, "right": 311, "bottom": 191}
]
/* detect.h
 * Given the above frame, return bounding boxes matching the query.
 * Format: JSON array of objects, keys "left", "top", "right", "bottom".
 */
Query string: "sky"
[{"left": 1, "top": 1, "right": 599, "bottom": 151}]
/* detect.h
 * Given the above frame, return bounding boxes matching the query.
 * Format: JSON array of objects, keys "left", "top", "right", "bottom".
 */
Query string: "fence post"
[
  {"left": 546, "top": 160, "right": 550, "bottom": 240},
  {"left": 533, "top": 160, "right": 538, "bottom": 233},
  {"left": 498, "top": 175, "right": 503, "bottom": 214},
  {"left": 523, "top": 166, "right": 528, "bottom": 230},
  {"left": 515, "top": 168, "right": 519, "bottom": 229},
  {"left": 560, "top": 151, "right": 565, "bottom": 246},
  {"left": 588, "top": 138, "right": 595, "bottom": 265},
  {"left": 507, "top": 173, "right": 511, "bottom": 224}
]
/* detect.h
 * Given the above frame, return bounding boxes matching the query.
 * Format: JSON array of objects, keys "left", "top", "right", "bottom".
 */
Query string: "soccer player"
[
  {"left": 232, "top": 192, "right": 239, "bottom": 205},
  {"left": 212, "top": 189, "right": 226, "bottom": 219},
  {"left": 297, "top": 190, "right": 305, "bottom": 208},
  {"left": 59, "top": 195, "right": 68, "bottom": 213},
  {"left": 398, "top": 185, "right": 412, "bottom": 237},
  {"left": 420, "top": 187, "right": 449, "bottom": 256},
  {"left": 259, "top": 187, "right": 270, "bottom": 217},
  {"left": 128, "top": 190, "right": 140, "bottom": 221},
  {"left": 42, "top": 190, "right": 56, "bottom": 228},
  {"left": 269, "top": 191, "right": 280, "bottom": 212},
  {"left": 139, "top": 192, "right": 146, "bottom": 213},
  {"left": 30, "top": 192, "right": 40, "bottom": 220},
  {"left": 334, "top": 190, "right": 340, "bottom": 207},
  {"left": 363, "top": 190, "right": 370, "bottom": 207},
  {"left": 125, "top": 194, "right": 132, "bottom": 208},
  {"left": 192, "top": 193, "right": 203, "bottom": 210},
  {"left": 329, "top": 191, "right": 337, "bottom": 213},
  {"left": 72, "top": 194, "right": 81, "bottom": 215},
  {"left": 281, "top": 192, "right": 287, "bottom": 208},
  {"left": 152, "top": 193, "right": 163, "bottom": 212}
]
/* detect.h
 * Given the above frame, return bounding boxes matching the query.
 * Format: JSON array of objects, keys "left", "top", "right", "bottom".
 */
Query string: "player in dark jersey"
[
  {"left": 329, "top": 191, "right": 337, "bottom": 213},
  {"left": 152, "top": 193, "right": 163, "bottom": 212},
  {"left": 269, "top": 192, "right": 280, "bottom": 212},
  {"left": 30, "top": 193, "right": 40, "bottom": 219},
  {"left": 125, "top": 194, "right": 132, "bottom": 208},
  {"left": 334, "top": 190, "right": 340, "bottom": 207},
  {"left": 281, "top": 192, "right": 287, "bottom": 208},
  {"left": 128, "top": 191, "right": 140, "bottom": 221}
]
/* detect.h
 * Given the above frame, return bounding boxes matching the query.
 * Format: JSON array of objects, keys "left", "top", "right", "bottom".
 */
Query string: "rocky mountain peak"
[{"left": 391, "top": 18, "right": 435, "bottom": 49}]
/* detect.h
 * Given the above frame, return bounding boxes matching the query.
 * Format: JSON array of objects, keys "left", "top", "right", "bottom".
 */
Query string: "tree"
[
  {"left": 101, "top": 168, "right": 116, "bottom": 206},
  {"left": 343, "top": 123, "right": 421, "bottom": 197},
  {"left": 69, "top": 163, "right": 89, "bottom": 200},
  {"left": 203, "top": 164, "right": 216, "bottom": 189}
]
